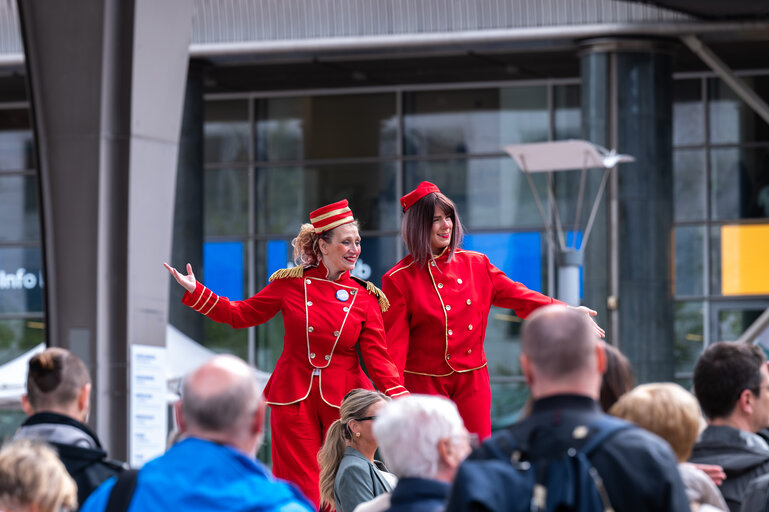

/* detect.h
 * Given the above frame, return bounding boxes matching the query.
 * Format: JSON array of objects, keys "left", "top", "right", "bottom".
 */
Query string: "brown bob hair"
[{"left": 401, "top": 191, "right": 464, "bottom": 267}]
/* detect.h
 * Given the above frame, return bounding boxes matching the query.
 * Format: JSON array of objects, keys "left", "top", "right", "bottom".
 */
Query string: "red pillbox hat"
[
  {"left": 401, "top": 181, "right": 440, "bottom": 212},
  {"left": 310, "top": 199, "right": 355, "bottom": 233}
]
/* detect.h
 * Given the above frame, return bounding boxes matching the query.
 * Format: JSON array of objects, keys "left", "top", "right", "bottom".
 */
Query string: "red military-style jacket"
[
  {"left": 182, "top": 261, "right": 407, "bottom": 407},
  {"left": 382, "top": 248, "right": 564, "bottom": 377}
]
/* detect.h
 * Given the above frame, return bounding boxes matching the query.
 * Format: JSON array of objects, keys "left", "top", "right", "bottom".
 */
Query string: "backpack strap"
[
  {"left": 105, "top": 469, "right": 139, "bottom": 512},
  {"left": 580, "top": 415, "right": 633, "bottom": 456}
]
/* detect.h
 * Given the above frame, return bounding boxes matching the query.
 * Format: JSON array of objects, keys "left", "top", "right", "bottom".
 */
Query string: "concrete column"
[
  {"left": 18, "top": 0, "right": 192, "bottom": 459},
  {"left": 580, "top": 39, "right": 675, "bottom": 383}
]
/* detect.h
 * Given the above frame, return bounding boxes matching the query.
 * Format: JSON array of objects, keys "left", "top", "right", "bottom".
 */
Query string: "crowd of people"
[{"left": 1, "top": 183, "right": 767, "bottom": 511}]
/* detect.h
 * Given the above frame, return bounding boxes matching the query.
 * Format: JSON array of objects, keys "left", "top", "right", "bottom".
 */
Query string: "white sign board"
[{"left": 129, "top": 344, "right": 168, "bottom": 467}]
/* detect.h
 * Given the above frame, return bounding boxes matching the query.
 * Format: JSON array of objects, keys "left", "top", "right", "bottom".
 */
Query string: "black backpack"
[{"left": 447, "top": 415, "right": 632, "bottom": 512}]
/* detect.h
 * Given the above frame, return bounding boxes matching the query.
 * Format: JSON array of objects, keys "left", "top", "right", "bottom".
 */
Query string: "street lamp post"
[{"left": 503, "top": 140, "right": 634, "bottom": 306}]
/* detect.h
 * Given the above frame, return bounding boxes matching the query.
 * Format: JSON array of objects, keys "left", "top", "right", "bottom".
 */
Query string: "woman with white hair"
[{"left": 368, "top": 394, "right": 473, "bottom": 512}]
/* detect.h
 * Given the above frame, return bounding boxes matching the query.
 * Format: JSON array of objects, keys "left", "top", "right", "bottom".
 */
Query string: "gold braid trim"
[
  {"left": 268, "top": 266, "right": 304, "bottom": 281},
  {"left": 351, "top": 277, "right": 390, "bottom": 312}
]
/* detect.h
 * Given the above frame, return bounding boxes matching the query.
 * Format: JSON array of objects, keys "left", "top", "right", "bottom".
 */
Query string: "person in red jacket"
[
  {"left": 382, "top": 182, "right": 602, "bottom": 440},
  {"left": 165, "top": 199, "right": 407, "bottom": 508}
]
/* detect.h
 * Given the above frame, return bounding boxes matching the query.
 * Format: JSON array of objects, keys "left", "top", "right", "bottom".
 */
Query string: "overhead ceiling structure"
[{"left": 627, "top": 0, "right": 769, "bottom": 19}]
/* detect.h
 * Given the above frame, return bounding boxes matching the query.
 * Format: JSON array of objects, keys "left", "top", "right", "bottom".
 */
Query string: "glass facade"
[
  {"left": 0, "top": 104, "right": 43, "bottom": 369},
  {"left": 201, "top": 83, "right": 582, "bottom": 428},
  {"left": 672, "top": 73, "right": 769, "bottom": 382}
]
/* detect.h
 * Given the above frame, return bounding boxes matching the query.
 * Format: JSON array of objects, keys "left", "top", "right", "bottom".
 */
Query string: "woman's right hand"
[{"left": 163, "top": 262, "right": 197, "bottom": 293}]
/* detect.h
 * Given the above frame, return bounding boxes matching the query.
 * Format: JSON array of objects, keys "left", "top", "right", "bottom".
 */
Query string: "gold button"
[
  {"left": 343, "top": 306, "right": 349, "bottom": 312},
  {"left": 308, "top": 326, "right": 314, "bottom": 332},
  {"left": 333, "top": 330, "right": 340, "bottom": 337},
  {"left": 431, "top": 261, "right": 437, "bottom": 267},
  {"left": 466, "top": 299, "right": 472, "bottom": 305},
  {"left": 438, "top": 283, "right": 444, "bottom": 289},
  {"left": 306, "top": 279, "right": 311, "bottom": 284},
  {"left": 445, "top": 305, "right": 451, "bottom": 311},
  {"left": 446, "top": 354, "right": 451, "bottom": 359},
  {"left": 307, "top": 301, "right": 313, "bottom": 306},
  {"left": 324, "top": 355, "right": 331, "bottom": 361},
  {"left": 448, "top": 329, "right": 453, "bottom": 335},
  {"left": 350, "top": 290, "right": 356, "bottom": 295},
  {"left": 457, "top": 278, "right": 463, "bottom": 284},
  {"left": 310, "top": 352, "right": 316, "bottom": 358},
  {"left": 467, "top": 349, "right": 472, "bottom": 355},
  {"left": 468, "top": 324, "right": 473, "bottom": 330}
]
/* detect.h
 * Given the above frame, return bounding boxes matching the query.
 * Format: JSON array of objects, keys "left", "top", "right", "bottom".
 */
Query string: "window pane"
[
  {"left": 403, "top": 86, "right": 547, "bottom": 155},
  {"left": 673, "top": 150, "right": 706, "bottom": 222},
  {"left": 485, "top": 306, "right": 525, "bottom": 380},
  {"left": 0, "top": 175, "right": 40, "bottom": 242},
  {"left": 254, "top": 162, "right": 398, "bottom": 234},
  {"left": 204, "top": 100, "right": 249, "bottom": 164},
  {"left": 0, "top": 109, "right": 34, "bottom": 171},
  {"left": 356, "top": 236, "right": 399, "bottom": 286},
  {"left": 674, "top": 226, "right": 704, "bottom": 297},
  {"left": 709, "top": 76, "right": 769, "bottom": 144},
  {"left": 673, "top": 79, "right": 704, "bottom": 146},
  {"left": 204, "top": 168, "right": 249, "bottom": 236},
  {"left": 490, "top": 381, "right": 529, "bottom": 430},
  {"left": 718, "top": 309, "right": 765, "bottom": 342},
  {"left": 0, "top": 247, "right": 43, "bottom": 314},
  {"left": 710, "top": 147, "right": 769, "bottom": 220},
  {"left": 0, "top": 318, "right": 44, "bottom": 365},
  {"left": 201, "top": 240, "right": 249, "bottom": 360},
  {"left": 404, "top": 157, "right": 547, "bottom": 229},
  {"left": 674, "top": 301, "right": 704, "bottom": 375},
  {"left": 255, "top": 94, "right": 396, "bottom": 161},
  {"left": 553, "top": 84, "right": 581, "bottom": 141}
]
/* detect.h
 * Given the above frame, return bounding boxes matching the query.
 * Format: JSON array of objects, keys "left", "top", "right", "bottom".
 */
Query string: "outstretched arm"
[{"left": 163, "top": 262, "right": 196, "bottom": 293}]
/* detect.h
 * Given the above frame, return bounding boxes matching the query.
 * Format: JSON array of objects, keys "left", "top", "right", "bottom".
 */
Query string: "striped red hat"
[
  {"left": 401, "top": 181, "right": 440, "bottom": 212},
  {"left": 310, "top": 200, "right": 355, "bottom": 233}
]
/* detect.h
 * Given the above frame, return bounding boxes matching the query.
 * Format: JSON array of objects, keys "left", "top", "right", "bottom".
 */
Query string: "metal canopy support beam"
[{"left": 681, "top": 35, "right": 769, "bottom": 127}]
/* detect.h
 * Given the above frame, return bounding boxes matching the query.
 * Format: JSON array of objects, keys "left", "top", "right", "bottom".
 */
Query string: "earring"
[{"left": 355, "top": 432, "right": 361, "bottom": 438}]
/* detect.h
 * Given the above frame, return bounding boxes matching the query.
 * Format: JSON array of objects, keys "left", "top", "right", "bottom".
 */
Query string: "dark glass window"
[
  {"left": 255, "top": 94, "right": 397, "bottom": 161},
  {"left": 0, "top": 175, "right": 40, "bottom": 242},
  {"left": 204, "top": 100, "right": 250, "bottom": 164}
]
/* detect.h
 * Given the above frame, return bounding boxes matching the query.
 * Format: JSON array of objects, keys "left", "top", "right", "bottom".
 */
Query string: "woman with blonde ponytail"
[
  {"left": 319, "top": 389, "right": 393, "bottom": 512},
  {"left": 166, "top": 200, "right": 407, "bottom": 508}
]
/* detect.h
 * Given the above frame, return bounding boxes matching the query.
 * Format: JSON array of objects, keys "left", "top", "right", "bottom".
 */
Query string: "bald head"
[
  {"left": 521, "top": 305, "right": 602, "bottom": 395},
  {"left": 180, "top": 355, "right": 261, "bottom": 437}
]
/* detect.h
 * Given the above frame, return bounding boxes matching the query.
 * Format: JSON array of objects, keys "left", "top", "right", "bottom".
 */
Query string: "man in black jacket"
[
  {"left": 15, "top": 347, "right": 125, "bottom": 506},
  {"left": 689, "top": 341, "right": 769, "bottom": 512},
  {"left": 446, "top": 305, "right": 690, "bottom": 512}
]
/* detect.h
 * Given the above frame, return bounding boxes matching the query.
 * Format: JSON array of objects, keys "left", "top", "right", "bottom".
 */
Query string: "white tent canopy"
[{"left": 0, "top": 325, "right": 271, "bottom": 409}]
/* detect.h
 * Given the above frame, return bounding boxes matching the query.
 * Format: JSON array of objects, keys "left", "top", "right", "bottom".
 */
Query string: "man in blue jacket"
[{"left": 81, "top": 354, "right": 313, "bottom": 512}]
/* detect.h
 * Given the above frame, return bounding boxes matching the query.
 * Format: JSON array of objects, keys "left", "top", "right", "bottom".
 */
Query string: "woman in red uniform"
[
  {"left": 382, "top": 182, "right": 602, "bottom": 440},
  {"left": 165, "top": 199, "right": 407, "bottom": 508}
]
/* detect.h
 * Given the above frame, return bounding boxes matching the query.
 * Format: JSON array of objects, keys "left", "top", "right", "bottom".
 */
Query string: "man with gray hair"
[
  {"left": 81, "top": 354, "right": 313, "bottom": 512},
  {"left": 447, "top": 305, "right": 689, "bottom": 511},
  {"left": 361, "top": 394, "right": 472, "bottom": 512}
]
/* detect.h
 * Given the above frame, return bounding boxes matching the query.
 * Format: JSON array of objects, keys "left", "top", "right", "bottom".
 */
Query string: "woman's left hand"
[{"left": 568, "top": 305, "right": 606, "bottom": 338}]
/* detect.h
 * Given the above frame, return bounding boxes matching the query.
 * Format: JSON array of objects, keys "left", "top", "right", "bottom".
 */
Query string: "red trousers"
[
  {"left": 270, "top": 376, "right": 340, "bottom": 509},
  {"left": 404, "top": 367, "right": 491, "bottom": 439}
]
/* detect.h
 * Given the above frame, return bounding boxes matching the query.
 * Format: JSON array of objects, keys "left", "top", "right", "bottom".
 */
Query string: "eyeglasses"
[{"left": 355, "top": 416, "right": 377, "bottom": 422}]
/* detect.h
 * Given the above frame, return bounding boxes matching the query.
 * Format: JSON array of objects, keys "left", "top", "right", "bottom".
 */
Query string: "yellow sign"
[{"left": 722, "top": 224, "right": 769, "bottom": 295}]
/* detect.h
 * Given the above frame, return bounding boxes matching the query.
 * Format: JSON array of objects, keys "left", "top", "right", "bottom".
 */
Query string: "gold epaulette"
[
  {"left": 269, "top": 266, "right": 304, "bottom": 281},
  {"left": 351, "top": 277, "right": 390, "bottom": 312}
]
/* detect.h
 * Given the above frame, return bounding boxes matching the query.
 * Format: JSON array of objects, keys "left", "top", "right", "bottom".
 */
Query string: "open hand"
[
  {"left": 569, "top": 305, "right": 605, "bottom": 338},
  {"left": 163, "top": 262, "right": 197, "bottom": 293}
]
